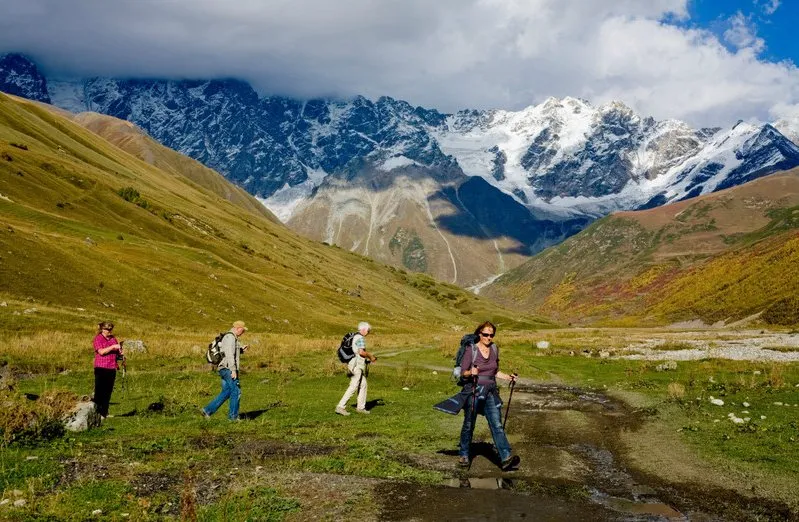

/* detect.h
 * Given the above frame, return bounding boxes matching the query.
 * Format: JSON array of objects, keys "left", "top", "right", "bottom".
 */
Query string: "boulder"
[
  {"left": 63, "top": 401, "right": 101, "bottom": 432},
  {"left": 0, "top": 362, "right": 15, "bottom": 391},
  {"left": 656, "top": 361, "right": 678, "bottom": 372},
  {"left": 122, "top": 339, "right": 146, "bottom": 353},
  {"left": 536, "top": 341, "right": 550, "bottom": 349}
]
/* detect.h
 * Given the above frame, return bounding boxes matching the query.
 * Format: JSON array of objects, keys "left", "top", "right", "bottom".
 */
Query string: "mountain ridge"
[
  {"left": 483, "top": 168, "right": 799, "bottom": 326},
  {"left": 3, "top": 53, "right": 799, "bottom": 286},
  {"left": 0, "top": 92, "right": 540, "bottom": 333}
]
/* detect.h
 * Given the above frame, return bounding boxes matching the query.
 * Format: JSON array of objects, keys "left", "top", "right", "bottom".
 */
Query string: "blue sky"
[
  {"left": 0, "top": 0, "right": 798, "bottom": 128},
  {"left": 687, "top": 0, "right": 798, "bottom": 64}
]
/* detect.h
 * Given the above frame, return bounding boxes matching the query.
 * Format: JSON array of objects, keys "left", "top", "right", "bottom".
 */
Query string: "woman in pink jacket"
[{"left": 92, "top": 321, "right": 123, "bottom": 419}]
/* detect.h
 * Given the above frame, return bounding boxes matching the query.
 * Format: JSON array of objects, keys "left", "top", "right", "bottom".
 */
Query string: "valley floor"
[{"left": 1, "top": 327, "right": 798, "bottom": 521}]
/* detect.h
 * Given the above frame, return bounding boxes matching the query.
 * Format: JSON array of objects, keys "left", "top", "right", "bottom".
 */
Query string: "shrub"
[
  {"left": 668, "top": 382, "right": 686, "bottom": 399},
  {"left": 117, "top": 186, "right": 151, "bottom": 210},
  {"left": 0, "top": 388, "right": 76, "bottom": 445}
]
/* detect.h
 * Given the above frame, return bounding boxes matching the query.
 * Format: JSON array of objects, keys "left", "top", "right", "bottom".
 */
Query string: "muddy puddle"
[{"left": 378, "top": 383, "right": 793, "bottom": 521}]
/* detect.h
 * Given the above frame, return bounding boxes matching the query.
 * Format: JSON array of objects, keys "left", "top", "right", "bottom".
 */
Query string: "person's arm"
[
  {"left": 461, "top": 346, "right": 477, "bottom": 377},
  {"left": 496, "top": 371, "right": 517, "bottom": 381},
  {"left": 94, "top": 336, "right": 121, "bottom": 356},
  {"left": 359, "top": 349, "right": 377, "bottom": 362}
]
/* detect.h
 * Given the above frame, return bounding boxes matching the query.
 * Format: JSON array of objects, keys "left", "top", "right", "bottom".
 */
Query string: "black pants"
[{"left": 93, "top": 367, "right": 117, "bottom": 417}]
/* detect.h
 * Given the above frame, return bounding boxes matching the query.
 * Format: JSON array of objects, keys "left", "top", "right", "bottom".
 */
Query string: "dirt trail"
[{"left": 377, "top": 383, "right": 795, "bottom": 521}]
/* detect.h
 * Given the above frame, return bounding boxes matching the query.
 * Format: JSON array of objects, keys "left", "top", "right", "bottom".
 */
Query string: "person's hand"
[
  {"left": 231, "top": 372, "right": 237, "bottom": 379},
  {"left": 370, "top": 355, "right": 377, "bottom": 363}
]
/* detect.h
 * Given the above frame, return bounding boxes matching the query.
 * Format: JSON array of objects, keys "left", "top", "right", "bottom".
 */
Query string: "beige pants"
[{"left": 337, "top": 366, "right": 367, "bottom": 410}]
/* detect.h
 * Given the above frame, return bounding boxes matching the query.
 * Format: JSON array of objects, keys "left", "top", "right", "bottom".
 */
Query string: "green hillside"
[
  {"left": 0, "top": 93, "right": 547, "bottom": 335},
  {"left": 484, "top": 169, "right": 799, "bottom": 326}
]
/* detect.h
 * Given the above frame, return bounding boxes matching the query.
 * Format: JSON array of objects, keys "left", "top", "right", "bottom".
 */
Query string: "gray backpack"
[{"left": 206, "top": 332, "right": 232, "bottom": 365}]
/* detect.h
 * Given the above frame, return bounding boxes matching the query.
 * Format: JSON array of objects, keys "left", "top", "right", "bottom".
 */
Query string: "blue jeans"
[
  {"left": 459, "top": 390, "right": 512, "bottom": 462},
  {"left": 203, "top": 368, "right": 240, "bottom": 420}
]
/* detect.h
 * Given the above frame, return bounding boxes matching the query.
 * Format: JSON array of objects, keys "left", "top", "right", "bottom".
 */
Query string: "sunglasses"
[
  {"left": 480, "top": 332, "right": 494, "bottom": 338},
  {"left": 102, "top": 327, "right": 113, "bottom": 331}
]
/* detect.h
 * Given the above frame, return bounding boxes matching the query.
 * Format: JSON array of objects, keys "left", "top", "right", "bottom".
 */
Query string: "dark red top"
[
  {"left": 93, "top": 333, "right": 119, "bottom": 370},
  {"left": 460, "top": 343, "right": 499, "bottom": 384}
]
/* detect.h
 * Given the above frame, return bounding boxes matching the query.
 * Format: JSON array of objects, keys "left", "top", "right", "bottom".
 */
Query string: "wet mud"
[{"left": 378, "top": 383, "right": 796, "bottom": 521}]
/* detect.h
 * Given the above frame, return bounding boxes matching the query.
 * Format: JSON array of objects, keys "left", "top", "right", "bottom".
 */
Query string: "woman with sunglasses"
[
  {"left": 458, "top": 321, "right": 519, "bottom": 470},
  {"left": 92, "top": 321, "right": 123, "bottom": 419}
]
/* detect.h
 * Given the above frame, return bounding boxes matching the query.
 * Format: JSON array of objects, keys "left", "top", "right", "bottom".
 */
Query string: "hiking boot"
[
  {"left": 335, "top": 406, "right": 350, "bottom": 416},
  {"left": 355, "top": 408, "right": 370, "bottom": 414},
  {"left": 501, "top": 455, "right": 520, "bottom": 471},
  {"left": 458, "top": 456, "right": 470, "bottom": 468},
  {"left": 199, "top": 408, "right": 211, "bottom": 419}
]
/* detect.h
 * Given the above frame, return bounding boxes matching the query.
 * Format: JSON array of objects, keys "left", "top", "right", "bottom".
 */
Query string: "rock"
[
  {"left": 656, "top": 361, "right": 677, "bottom": 372},
  {"left": 402, "top": 387, "right": 410, "bottom": 391},
  {"left": 122, "top": 339, "right": 146, "bottom": 353},
  {"left": 63, "top": 401, "right": 102, "bottom": 432},
  {"left": 432, "top": 371, "right": 438, "bottom": 375},
  {"left": 12, "top": 499, "right": 25, "bottom": 508},
  {"left": 92, "top": 509, "right": 102, "bottom": 516},
  {"left": 84, "top": 237, "right": 95, "bottom": 246},
  {"left": 25, "top": 456, "right": 38, "bottom": 460},
  {"left": 0, "top": 499, "right": 8, "bottom": 506},
  {"left": 536, "top": 341, "right": 550, "bottom": 349},
  {"left": 0, "top": 363, "right": 15, "bottom": 391},
  {"left": 12, "top": 490, "right": 22, "bottom": 497},
  {"left": 0, "top": 301, "right": 6, "bottom": 306},
  {"left": 742, "top": 402, "right": 750, "bottom": 407},
  {"left": 599, "top": 350, "right": 610, "bottom": 358},
  {"left": 709, "top": 397, "right": 724, "bottom": 406},
  {"left": 22, "top": 308, "right": 37, "bottom": 314},
  {"left": 774, "top": 402, "right": 784, "bottom": 406}
]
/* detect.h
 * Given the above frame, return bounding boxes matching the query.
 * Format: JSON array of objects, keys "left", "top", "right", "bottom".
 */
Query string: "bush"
[
  {"left": 117, "top": 187, "right": 151, "bottom": 210},
  {"left": 0, "top": 389, "right": 76, "bottom": 445}
]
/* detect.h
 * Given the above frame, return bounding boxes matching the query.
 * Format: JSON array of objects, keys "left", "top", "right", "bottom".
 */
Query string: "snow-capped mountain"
[
  {"left": 3, "top": 53, "right": 799, "bottom": 284},
  {"left": 0, "top": 54, "right": 50, "bottom": 103},
  {"left": 434, "top": 97, "right": 799, "bottom": 218}
]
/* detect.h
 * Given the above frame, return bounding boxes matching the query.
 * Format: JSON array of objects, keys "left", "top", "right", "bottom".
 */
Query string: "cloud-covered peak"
[{"left": 0, "top": 0, "right": 797, "bottom": 127}]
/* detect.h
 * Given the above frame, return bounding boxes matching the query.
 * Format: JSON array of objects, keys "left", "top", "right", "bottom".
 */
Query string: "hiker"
[
  {"left": 335, "top": 322, "right": 376, "bottom": 415},
  {"left": 92, "top": 321, "right": 123, "bottom": 419},
  {"left": 458, "top": 321, "right": 519, "bottom": 470},
  {"left": 201, "top": 320, "right": 248, "bottom": 421}
]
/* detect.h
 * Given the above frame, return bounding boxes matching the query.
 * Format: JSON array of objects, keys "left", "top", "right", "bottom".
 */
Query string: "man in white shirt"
[{"left": 335, "top": 322, "right": 376, "bottom": 415}]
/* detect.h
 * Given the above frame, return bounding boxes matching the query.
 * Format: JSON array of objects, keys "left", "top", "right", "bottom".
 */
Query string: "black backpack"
[
  {"left": 452, "top": 333, "right": 497, "bottom": 385},
  {"left": 206, "top": 332, "right": 233, "bottom": 365},
  {"left": 337, "top": 332, "right": 358, "bottom": 363}
]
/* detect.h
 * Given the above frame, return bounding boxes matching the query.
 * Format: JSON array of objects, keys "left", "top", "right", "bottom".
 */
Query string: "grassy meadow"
[{"left": 1, "top": 328, "right": 799, "bottom": 520}]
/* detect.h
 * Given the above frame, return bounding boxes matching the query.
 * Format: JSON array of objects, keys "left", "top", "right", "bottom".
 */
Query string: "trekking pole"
[
  {"left": 471, "top": 371, "right": 479, "bottom": 427},
  {"left": 502, "top": 374, "right": 518, "bottom": 430}
]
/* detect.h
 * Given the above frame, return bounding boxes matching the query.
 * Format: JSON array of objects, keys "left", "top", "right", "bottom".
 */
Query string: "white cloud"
[
  {"left": 0, "top": 0, "right": 797, "bottom": 127},
  {"left": 760, "top": 0, "right": 781, "bottom": 15},
  {"left": 723, "top": 12, "right": 765, "bottom": 54}
]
